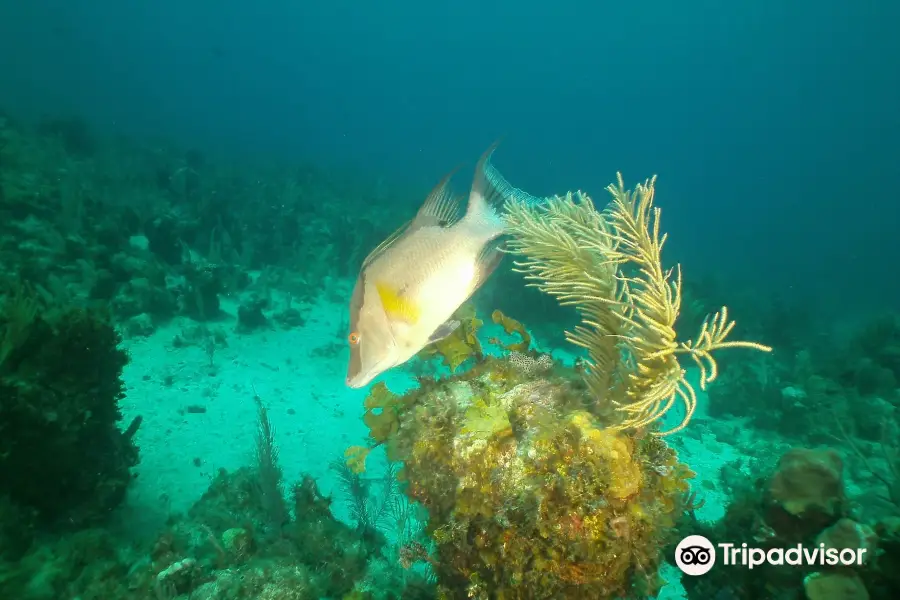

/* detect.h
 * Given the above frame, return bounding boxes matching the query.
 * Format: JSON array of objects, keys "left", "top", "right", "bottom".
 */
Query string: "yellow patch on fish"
[{"left": 375, "top": 281, "right": 421, "bottom": 323}]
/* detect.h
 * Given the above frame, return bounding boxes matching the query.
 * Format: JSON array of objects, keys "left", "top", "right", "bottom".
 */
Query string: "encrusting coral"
[{"left": 360, "top": 356, "right": 693, "bottom": 599}]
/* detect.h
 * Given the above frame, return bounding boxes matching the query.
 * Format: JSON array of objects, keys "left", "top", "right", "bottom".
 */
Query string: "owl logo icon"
[{"left": 675, "top": 535, "right": 716, "bottom": 575}]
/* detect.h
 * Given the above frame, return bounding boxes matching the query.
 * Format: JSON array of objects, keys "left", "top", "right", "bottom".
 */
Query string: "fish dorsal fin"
[
  {"left": 411, "top": 171, "right": 463, "bottom": 229},
  {"left": 360, "top": 218, "right": 412, "bottom": 270},
  {"left": 360, "top": 171, "right": 462, "bottom": 271}
]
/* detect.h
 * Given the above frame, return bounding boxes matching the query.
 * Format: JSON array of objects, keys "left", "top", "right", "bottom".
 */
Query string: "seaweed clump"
[{"left": 0, "top": 281, "right": 139, "bottom": 557}]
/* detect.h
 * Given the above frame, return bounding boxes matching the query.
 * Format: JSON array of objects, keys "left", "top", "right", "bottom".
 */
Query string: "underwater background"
[{"left": 1, "top": 1, "right": 899, "bottom": 599}]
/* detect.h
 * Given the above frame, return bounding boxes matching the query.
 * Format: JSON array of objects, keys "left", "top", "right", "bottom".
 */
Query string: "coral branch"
[{"left": 503, "top": 173, "right": 771, "bottom": 434}]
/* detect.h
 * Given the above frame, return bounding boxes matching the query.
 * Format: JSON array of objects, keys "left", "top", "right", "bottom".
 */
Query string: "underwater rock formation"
[
  {"left": 678, "top": 445, "right": 900, "bottom": 599},
  {"left": 0, "top": 466, "right": 400, "bottom": 600},
  {"left": 0, "top": 282, "right": 139, "bottom": 556},
  {"left": 767, "top": 448, "right": 847, "bottom": 539},
  {"left": 358, "top": 361, "right": 693, "bottom": 598}
]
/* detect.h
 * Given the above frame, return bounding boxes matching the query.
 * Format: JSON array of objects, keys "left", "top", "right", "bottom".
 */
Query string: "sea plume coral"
[{"left": 502, "top": 173, "right": 771, "bottom": 434}]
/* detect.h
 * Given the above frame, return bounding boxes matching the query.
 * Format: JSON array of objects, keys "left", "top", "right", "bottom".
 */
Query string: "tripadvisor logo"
[
  {"left": 675, "top": 535, "right": 867, "bottom": 576},
  {"left": 675, "top": 535, "right": 716, "bottom": 575}
]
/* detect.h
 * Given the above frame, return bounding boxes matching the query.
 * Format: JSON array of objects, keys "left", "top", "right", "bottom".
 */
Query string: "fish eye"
[{"left": 348, "top": 331, "right": 361, "bottom": 345}]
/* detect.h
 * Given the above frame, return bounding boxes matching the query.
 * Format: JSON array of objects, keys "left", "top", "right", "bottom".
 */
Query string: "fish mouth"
[
  {"left": 345, "top": 340, "right": 397, "bottom": 389},
  {"left": 345, "top": 372, "right": 373, "bottom": 389},
  {"left": 345, "top": 355, "right": 391, "bottom": 388}
]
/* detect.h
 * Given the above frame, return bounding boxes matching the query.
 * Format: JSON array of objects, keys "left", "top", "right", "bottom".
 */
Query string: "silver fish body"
[{"left": 345, "top": 147, "right": 506, "bottom": 388}]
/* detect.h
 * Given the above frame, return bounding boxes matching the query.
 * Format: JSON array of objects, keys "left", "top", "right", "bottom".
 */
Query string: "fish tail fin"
[
  {"left": 481, "top": 145, "right": 546, "bottom": 208},
  {"left": 464, "top": 142, "right": 509, "bottom": 238}
]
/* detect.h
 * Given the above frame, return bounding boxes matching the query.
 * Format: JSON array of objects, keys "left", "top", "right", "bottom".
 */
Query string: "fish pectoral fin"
[
  {"left": 411, "top": 171, "right": 464, "bottom": 230},
  {"left": 428, "top": 320, "right": 461, "bottom": 343},
  {"left": 465, "top": 241, "right": 505, "bottom": 298},
  {"left": 375, "top": 281, "right": 420, "bottom": 324}
]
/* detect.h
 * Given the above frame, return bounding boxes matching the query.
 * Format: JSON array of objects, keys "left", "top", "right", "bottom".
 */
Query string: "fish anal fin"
[
  {"left": 411, "top": 171, "right": 463, "bottom": 229},
  {"left": 428, "top": 320, "right": 460, "bottom": 343},
  {"left": 375, "top": 281, "right": 420, "bottom": 324}
]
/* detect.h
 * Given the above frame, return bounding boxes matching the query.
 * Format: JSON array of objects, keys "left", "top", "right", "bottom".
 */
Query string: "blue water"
[
  {"left": 2, "top": 1, "right": 898, "bottom": 317},
  {"left": 2, "top": 3, "right": 899, "bottom": 598}
]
